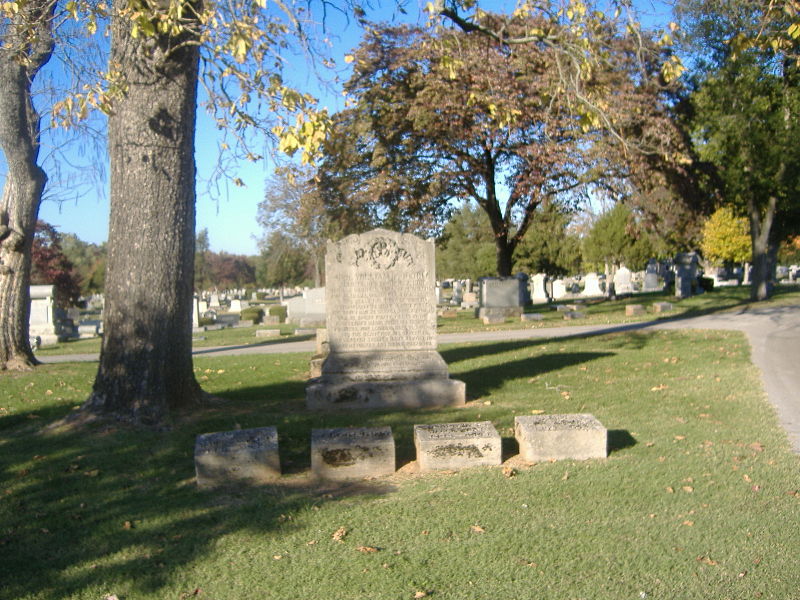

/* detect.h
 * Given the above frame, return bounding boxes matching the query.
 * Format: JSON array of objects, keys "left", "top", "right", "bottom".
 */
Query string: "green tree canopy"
[
  {"left": 582, "top": 203, "right": 654, "bottom": 272},
  {"left": 320, "top": 12, "right": 682, "bottom": 276}
]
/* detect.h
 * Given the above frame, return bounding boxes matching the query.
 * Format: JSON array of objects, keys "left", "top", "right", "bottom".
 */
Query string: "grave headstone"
[
  {"left": 192, "top": 296, "right": 200, "bottom": 328},
  {"left": 29, "top": 285, "right": 61, "bottom": 345},
  {"left": 194, "top": 426, "right": 281, "bottom": 487},
  {"left": 581, "top": 273, "right": 603, "bottom": 297},
  {"left": 613, "top": 266, "right": 633, "bottom": 295},
  {"left": 479, "top": 278, "right": 523, "bottom": 319},
  {"left": 255, "top": 328, "right": 281, "bottom": 337},
  {"left": 285, "top": 287, "right": 326, "bottom": 325},
  {"left": 311, "top": 427, "right": 395, "bottom": 480},
  {"left": 652, "top": 301, "right": 673, "bottom": 313},
  {"left": 551, "top": 279, "right": 567, "bottom": 300},
  {"left": 514, "top": 414, "right": 607, "bottom": 461},
  {"left": 674, "top": 252, "right": 700, "bottom": 298},
  {"left": 643, "top": 260, "right": 661, "bottom": 292},
  {"left": 414, "top": 422, "right": 502, "bottom": 472},
  {"left": 306, "top": 229, "right": 465, "bottom": 410},
  {"left": 530, "top": 273, "right": 549, "bottom": 303}
]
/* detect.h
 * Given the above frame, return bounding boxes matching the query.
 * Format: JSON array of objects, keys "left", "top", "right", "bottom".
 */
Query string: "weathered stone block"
[
  {"left": 482, "top": 315, "right": 505, "bottom": 325},
  {"left": 255, "top": 328, "right": 281, "bottom": 338},
  {"left": 195, "top": 426, "right": 281, "bottom": 487},
  {"left": 440, "top": 309, "right": 458, "bottom": 318},
  {"left": 306, "top": 377, "right": 465, "bottom": 411},
  {"left": 625, "top": 304, "right": 646, "bottom": 317},
  {"left": 478, "top": 306, "right": 522, "bottom": 320},
  {"left": 311, "top": 427, "right": 395, "bottom": 480},
  {"left": 521, "top": 313, "right": 543, "bottom": 321},
  {"left": 514, "top": 414, "right": 607, "bottom": 462},
  {"left": 414, "top": 421, "right": 502, "bottom": 472},
  {"left": 294, "top": 328, "right": 317, "bottom": 336},
  {"left": 563, "top": 311, "right": 585, "bottom": 320},
  {"left": 652, "top": 302, "right": 673, "bottom": 313}
]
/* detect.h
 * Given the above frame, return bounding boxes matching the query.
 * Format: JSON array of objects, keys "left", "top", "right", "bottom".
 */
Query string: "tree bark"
[
  {"left": 81, "top": 9, "right": 203, "bottom": 425},
  {"left": 0, "top": 0, "right": 55, "bottom": 370},
  {"left": 748, "top": 195, "right": 776, "bottom": 302}
]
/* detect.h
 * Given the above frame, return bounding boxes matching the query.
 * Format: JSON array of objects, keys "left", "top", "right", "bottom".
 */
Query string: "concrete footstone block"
[
  {"left": 414, "top": 421, "right": 502, "bottom": 472},
  {"left": 311, "top": 427, "right": 395, "bottom": 480},
  {"left": 514, "top": 414, "right": 608, "bottom": 462},
  {"left": 195, "top": 426, "right": 280, "bottom": 487}
]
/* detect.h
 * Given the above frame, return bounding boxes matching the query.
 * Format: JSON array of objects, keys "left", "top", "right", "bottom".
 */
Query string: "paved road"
[{"left": 41, "top": 304, "right": 800, "bottom": 453}]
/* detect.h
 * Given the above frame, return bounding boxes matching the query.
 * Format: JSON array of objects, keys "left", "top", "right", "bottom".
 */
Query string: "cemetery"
[
  {"left": 2, "top": 0, "right": 799, "bottom": 595},
  {"left": 6, "top": 223, "right": 800, "bottom": 599}
]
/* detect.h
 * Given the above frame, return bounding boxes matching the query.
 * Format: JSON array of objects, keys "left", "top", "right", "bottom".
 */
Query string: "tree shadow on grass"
[
  {"left": 450, "top": 350, "right": 614, "bottom": 400},
  {"left": 0, "top": 402, "right": 398, "bottom": 600}
]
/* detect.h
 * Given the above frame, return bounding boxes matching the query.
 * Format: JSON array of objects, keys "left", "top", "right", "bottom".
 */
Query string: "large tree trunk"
[
  {"left": 748, "top": 195, "right": 777, "bottom": 302},
  {"left": 0, "top": 0, "right": 55, "bottom": 371},
  {"left": 81, "top": 10, "right": 203, "bottom": 425}
]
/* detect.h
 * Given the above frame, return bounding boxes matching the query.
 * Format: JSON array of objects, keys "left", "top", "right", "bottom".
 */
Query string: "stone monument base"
[
  {"left": 306, "top": 377, "right": 465, "bottom": 411},
  {"left": 477, "top": 306, "right": 523, "bottom": 320}
]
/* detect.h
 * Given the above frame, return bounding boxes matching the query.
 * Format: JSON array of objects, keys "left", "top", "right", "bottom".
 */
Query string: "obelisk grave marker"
[{"left": 306, "top": 229, "right": 466, "bottom": 410}]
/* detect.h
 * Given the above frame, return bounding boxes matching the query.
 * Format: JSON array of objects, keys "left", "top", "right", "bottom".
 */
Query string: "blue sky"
[{"left": 23, "top": 0, "right": 674, "bottom": 255}]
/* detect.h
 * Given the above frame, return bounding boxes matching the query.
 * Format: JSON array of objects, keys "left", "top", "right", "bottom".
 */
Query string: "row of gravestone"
[{"left": 194, "top": 414, "right": 608, "bottom": 487}]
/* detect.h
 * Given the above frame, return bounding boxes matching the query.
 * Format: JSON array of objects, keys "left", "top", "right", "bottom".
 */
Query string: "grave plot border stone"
[
  {"left": 514, "top": 414, "right": 608, "bottom": 462},
  {"left": 311, "top": 427, "right": 395, "bottom": 480},
  {"left": 414, "top": 422, "right": 502, "bottom": 472},
  {"left": 194, "top": 426, "right": 281, "bottom": 487}
]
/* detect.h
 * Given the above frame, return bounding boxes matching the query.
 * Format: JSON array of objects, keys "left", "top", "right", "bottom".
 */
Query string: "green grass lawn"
[{"left": 2, "top": 328, "right": 799, "bottom": 599}]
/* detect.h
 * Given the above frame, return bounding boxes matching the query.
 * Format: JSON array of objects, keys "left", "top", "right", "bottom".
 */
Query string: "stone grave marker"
[
  {"left": 306, "top": 229, "right": 465, "bottom": 410},
  {"left": 614, "top": 267, "right": 633, "bottom": 295},
  {"left": 194, "top": 426, "right": 281, "bottom": 487},
  {"left": 521, "top": 313, "right": 543, "bottom": 321},
  {"left": 530, "top": 273, "right": 549, "bottom": 303},
  {"left": 551, "top": 279, "right": 568, "bottom": 300},
  {"left": 514, "top": 414, "right": 608, "bottom": 462},
  {"left": 255, "top": 328, "right": 281, "bottom": 337},
  {"left": 652, "top": 301, "right": 673, "bottom": 313},
  {"left": 311, "top": 427, "right": 395, "bottom": 480},
  {"left": 582, "top": 273, "right": 603, "bottom": 297},
  {"left": 414, "top": 422, "right": 502, "bottom": 472},
  {"left": 643, "top": 260, "right": 661, "bottom": 292},
  {"left": 479, "top": 278, "right": 523, "bottom": 319},
  {"left": 625, "top": 304, "right": 646, "bottom": 317}
]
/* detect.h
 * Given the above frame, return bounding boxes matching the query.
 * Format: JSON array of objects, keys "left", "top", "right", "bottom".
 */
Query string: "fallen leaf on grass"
[
  {"left": 104, "top": 596, "right": 120, "bottom": 600},
  {"left": 666, "top": 487, "right": 675, "bottom": 493},
  {"left": 413, "top": 592, "right": 428, "bottom": 599},
  {"left": 530, "top": 409, "right": 545, "bottom": 414},
  {"left": 751, "top": 485, "right": 762, "bottom": 492},
  {"left": 682, "top": 486, "right": 694, "bottom": 493},
  {"left": 650, "top": 384, "right": 668, "bottom": 392},
  {"left": 743, "top": 474, "right": 752, "bottom": 483},
  {"left": 502, "top": 466, "right": 517, "bottom": 478},
  {"left": 696, "top": 556, "right": 718, "bottom": 566},
  {"left": 748, "top": 442, "right": 764, "bottom": 452},
  {"left": 356, "top": 546, "right": 379, "bottom": 553},
  {"left": 470, "top": 525, "right": 486, "bottom": 534},
  {"left": 786, "top": 490, "right": 799, "bottom": 497},
  {"left": 273, "top": 555, "right": 282, "bottom": 560},
  {"left": 307, "top": 540, "right": 317, "bottom": 545},
  {"left": 682, "top": 520, "right": 694, "bottom": 527},
  {"left": 332, "top": 527, "right": 347, "bottom": 542},
  {"left": 123, "top": 521, "right": 134, "bottom": 530}
]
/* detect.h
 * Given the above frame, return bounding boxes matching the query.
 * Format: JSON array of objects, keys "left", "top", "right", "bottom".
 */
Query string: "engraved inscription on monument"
[{"left": 306, "top": 229, "right": 466, "bottom": 410}]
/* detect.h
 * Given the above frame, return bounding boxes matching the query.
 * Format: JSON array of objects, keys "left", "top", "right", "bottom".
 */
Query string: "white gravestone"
[
  {"left": 551, "top": 279, "right": 567, "bottom": 300},
  {"left": 613, "top": 267, "right": 633, "bottom": 295},
  {"left": 306, "top": 229, "right": 465, "bottom": 410},
  {"left": 530, "top": 273, "right": 549, "bottom": 303},
  {"left": 581, "top": 273, "right": 603, "bottom": 297}
]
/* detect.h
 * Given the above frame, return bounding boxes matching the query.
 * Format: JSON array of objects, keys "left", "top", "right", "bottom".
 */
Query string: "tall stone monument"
[{"left": 306, "top": 229, "right": 466, "bottom": 410}]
